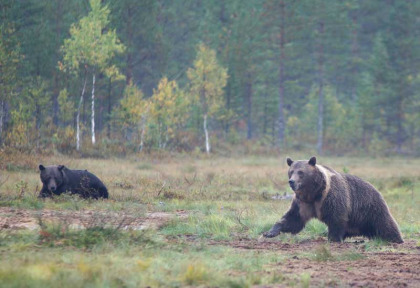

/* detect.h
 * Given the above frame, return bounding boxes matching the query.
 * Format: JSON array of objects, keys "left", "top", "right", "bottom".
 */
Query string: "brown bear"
[
  {"left": 38, "top": 165, "right": 108, "bottom": 199},
  {"left": 263, "top": 156, "right": 403, "bottom": 243}
]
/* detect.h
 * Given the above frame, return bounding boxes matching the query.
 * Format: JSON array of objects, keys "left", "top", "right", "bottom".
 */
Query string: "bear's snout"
[
  {"left": 47, "top": 179, "right": 58, "bottom": 192},
  {"left": 288, "top": 179, "right": 296, "bottom": 190}
]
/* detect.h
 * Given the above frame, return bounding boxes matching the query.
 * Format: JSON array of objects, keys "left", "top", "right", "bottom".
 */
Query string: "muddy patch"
[
  {"left": 209, "top": 237, "right": 420, "bottom": 287},
  {"left": 0, "top": 207, "right": 188, "bottom": 231},
  {"left": 276, "top": 253, "right": 420, "bottom": 287},
  {"left": 210, "top": 237, "right": 420, "bottom": 252}
]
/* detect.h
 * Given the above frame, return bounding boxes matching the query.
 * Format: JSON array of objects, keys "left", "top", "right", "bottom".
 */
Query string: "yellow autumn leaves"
[{"left": 115, "top": 44, "right": 228, "bottom": 151}]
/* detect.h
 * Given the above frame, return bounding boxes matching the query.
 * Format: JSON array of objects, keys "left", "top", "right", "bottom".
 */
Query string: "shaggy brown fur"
[{"left": 263, "top": 156, "right": 403, "bottom": 243}]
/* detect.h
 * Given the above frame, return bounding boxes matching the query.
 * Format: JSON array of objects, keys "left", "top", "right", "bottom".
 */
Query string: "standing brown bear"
[
  {"left": 263, "top": 157, "right": 403, "bottom": 243},
  {"left": 39, "top": 165, "right": 108, "bottom": 199}
]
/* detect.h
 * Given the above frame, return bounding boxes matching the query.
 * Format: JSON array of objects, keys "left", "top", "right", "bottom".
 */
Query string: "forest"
[
  {"left": 1, "top": 2, "right": 420, "bottom": 287},
  {"left": 1, "top": 0, "right": 419, "bottom": 156}
]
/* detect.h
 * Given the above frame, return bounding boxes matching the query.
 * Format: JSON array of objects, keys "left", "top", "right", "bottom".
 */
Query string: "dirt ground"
[
  {"left": 0, "top": 206, "right": 188, "bottom": 231},
  {"left": 211, "top": 238, "right": 420, "bottom": 287},
  {"left": 1, "top": 207, "right": 419, "bottom": 287}
]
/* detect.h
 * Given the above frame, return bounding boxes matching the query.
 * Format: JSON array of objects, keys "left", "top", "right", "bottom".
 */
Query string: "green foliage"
[
  {"left": 1, "top": 0, "right": 419, "bottom": 154},
  {"left": 187, "top": 43, "right": 228, "bottom": 152},
  {"left": 179, "top": 262, "right": 209, "bottom": 285},
  {"left": 187, "top": 43, "right": 228, "bottom": 116},
  {"left": 60, "top": 0, "right": 125, "bottom": 75},
  {"left": 113, "top": 82, "right": 148, "bottom": 147},
  {"left": 6, "top": 77, "right": 51, "bottom": 149},
  {"left": 0, "top": 24, "right": 21, "bottom": 117},
  {"left": 148, "top": 77, "right": 190, "bottom": 149},
  {"left": 57, "top": 89, "right": 74, "bottom": 124}
]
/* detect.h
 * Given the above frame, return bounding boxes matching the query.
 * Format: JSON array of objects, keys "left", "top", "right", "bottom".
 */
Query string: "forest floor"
[{"left": 0, "top": 153, "right": 419, "bottom": 287}]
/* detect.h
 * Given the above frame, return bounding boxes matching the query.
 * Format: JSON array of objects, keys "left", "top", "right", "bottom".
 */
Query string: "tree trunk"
[
  {"left": 246, "top": 73, "right": 253, "bottom": 140},
  {"left": 225, "top": 82, "right": 231, "bottom": 134},
  {"left": 52, "top": 0, "right": 63, "bottom": 126},
  {"left": 107, "top": 77, "right": 112, "bottom": 138},
  {"left": 277, "top": 0, "right": 286, "bottom": 147},
  {"left": 263, "top": 85, "right": 268, "bottom": 135},
  {"left": 125, "top": 5, "right": 133, "bottom": 85},
  {"left": 0, "top": 100, "right": 4, "bottom": 144},
  {"left": 139, "top": 115, "right": 146, "bottom": 152},
  {"left": 396, "top": 96, "right": 404, "bottom": 153},
  {"left": 204, "top": 114, "right": 210, "bottom": 154},
  {"left": 77, "top": 73, "right": 88, "bottom": 151},
  {"left": 91, "top": 73, "right": 96, "bottom": 145},
  {"left": 350, "top": 13, "right": 359, "bottom": 104},
  {"left": 316, "top": 21, "right": 325, "bottom": 155}
]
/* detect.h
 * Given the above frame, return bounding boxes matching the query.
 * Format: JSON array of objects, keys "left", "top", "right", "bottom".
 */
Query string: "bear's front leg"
[
  {"left": 38, "top": 185, "right": 52, "bottom": 198},
  {"left": 327, "top": 224, "right": 346, "bottom": 242},
  {"left": 263, "top": 199, "right": 306, "bottom": 238}
]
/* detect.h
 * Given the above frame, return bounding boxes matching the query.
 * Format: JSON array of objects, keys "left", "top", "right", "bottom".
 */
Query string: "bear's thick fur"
[
  {"left": 263, "top": 156, "right": 403, "bottom": 243},
  {"left": 38, "top": 165, "right": 108, "bottom": 199}
]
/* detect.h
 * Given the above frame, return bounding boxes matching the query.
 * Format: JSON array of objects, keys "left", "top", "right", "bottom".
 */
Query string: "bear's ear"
[
  {"left": 286, "top": 157, "right": 293, "bottom": 167},
  {"left": 308, "top": 156, "right": 317, "bottom": 166},
  {"left": 58, "top": 165, "right": 65, "bottom": 171},
  {"left": 39, "top": 165, "right": 45, "bottom": 171}
]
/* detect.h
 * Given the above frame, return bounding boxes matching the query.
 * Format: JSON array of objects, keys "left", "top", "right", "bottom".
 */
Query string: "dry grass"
[{"left": 0, "top": 152, "right": 419, "bottom": 287}]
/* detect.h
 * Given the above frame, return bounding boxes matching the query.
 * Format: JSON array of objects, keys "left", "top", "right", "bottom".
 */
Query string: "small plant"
[
  {"left": 180, "top": 263, "right": 209, "bottom": 285},
  {"left": 113, "top": 179, "right": 134, "bottom": 189},
  {"left": 15, "top": 180, "right": 28, "bottom": 199},
  {"left": 300, "top": 273, "right": 311, "bottom": 288},
  {"left": 137, "top": 163, "right": 153, "bottom": 170},
  {"left": 182, "top": 164, "right": 197, "bottom": 174},
  {"left": 137, "top": 258, "right": 152, "bottom": 271},
  {"left": 312, "top": 244, "right": 334, "bottom": 262},
  {"left": 339, "top": 250, "right": 365, "bottom": 261},
  {"left": 304, "top": 220, "right": 328, "bottom": 238},
  {"left": 199, "top": 214, "right": 236, "bottom": 239},
  {"left": 362, "top": 238, "right": 390, "bottom": 251}
]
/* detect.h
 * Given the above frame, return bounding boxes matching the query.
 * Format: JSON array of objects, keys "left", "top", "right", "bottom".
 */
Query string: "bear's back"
[{"left": 342, "top": 173, "right": 389, "bottom": 223}]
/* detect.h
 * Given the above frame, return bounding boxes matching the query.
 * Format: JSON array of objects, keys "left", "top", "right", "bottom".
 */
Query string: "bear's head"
[
  {"left": 286, "top": 156, "right": 324, "bottom": 203},
  {"left": 39, "top": 165, "right": 65, "bottom": 193}
]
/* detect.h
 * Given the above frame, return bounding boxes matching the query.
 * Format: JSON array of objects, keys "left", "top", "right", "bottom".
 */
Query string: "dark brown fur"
[
  {"left": 263, "top": 157, "right": 403, "bottom": 243},
  {"left": 39, "top": 165, "right": 108, "bottom": 199}
]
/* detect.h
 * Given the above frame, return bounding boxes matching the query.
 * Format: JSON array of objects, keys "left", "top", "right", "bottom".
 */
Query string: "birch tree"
[
  {"left": 60, "top": 0, "right": 124, "bottom": 150},
  {"left": 187, "top": 44, "right": 228, "bottom": 154},
  {"left": 114, "top": 82, "right": 148, "bottom": 151},
  {"left": 149, "top": 77, "right": 189, "bottom": 149}
]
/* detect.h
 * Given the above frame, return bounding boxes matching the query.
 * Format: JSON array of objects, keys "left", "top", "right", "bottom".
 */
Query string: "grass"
[{"left": 0, "top": 154, "right": 419, "bottom": 286}]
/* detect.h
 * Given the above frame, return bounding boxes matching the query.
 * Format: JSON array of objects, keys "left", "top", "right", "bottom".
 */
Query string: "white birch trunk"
[
  {"left": 0, "top": 100, "right": 4, "bottom": 142},
  {"left": 76, "top": 76, "right": 88, "bottom": 151},
  {"left": 139, "top": 116, "right": 146, "bottom": 152},
  {"left": 204, "top": 114, "right": 210, "bottom": 154},
  {"left": 91, "top": 74, "right": 96, "bottom": 145}
]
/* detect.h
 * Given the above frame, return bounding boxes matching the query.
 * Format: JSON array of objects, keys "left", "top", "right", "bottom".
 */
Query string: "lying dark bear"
[
  {"left": 38, "top": 165, "right": 108, "bottom": 199},
  {"left": 263, "top": 156, "right": 403, "bottom": 243}
]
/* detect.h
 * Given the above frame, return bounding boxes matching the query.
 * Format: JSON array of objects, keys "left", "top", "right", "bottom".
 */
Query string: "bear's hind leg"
[
  {"left": 327, "top": 223, "right": 346, "bottom": 242},
  {"left": 376, "top": 216, "right": 404, "bottom": 243},
  {"left": 100, "top": 187, "right": 109, "bottom": 199}
]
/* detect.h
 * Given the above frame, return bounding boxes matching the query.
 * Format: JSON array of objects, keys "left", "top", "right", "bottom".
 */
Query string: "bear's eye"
[
  {"left": 290, "top": 170, "right": 294, "bottom": 175},
  {"left": 298, "top": 171, "right": 304, "bottom": 177}
]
